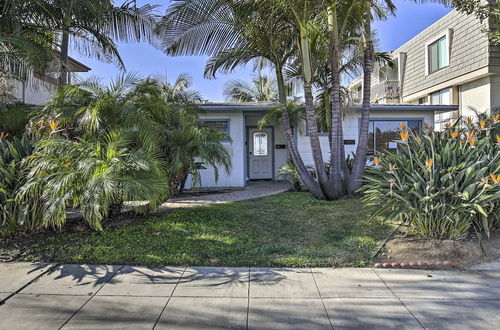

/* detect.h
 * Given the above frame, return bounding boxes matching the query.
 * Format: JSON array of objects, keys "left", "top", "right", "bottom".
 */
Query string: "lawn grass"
[{"left": 8, "top": 192, "right": 394, "bottom": 267}]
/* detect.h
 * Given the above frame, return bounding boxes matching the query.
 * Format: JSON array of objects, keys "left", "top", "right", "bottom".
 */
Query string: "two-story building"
[{"left": 347, "top": 8, "right": 500, "bottom": 130}]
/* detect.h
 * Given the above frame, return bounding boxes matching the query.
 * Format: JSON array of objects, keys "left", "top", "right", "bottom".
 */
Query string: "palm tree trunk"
[
  {"left": 275, "top": 66, "right": 325, "bottom": 199},
  {"left": 303, "top": 81, "right": 330, "bottom": 193},
  {"left": 327, "top": 5, "right": 343, "bottom": 198},
  {"left": 348, "top": 7, "right": 373, "bottom": 194},
  {"left": 59, "top": 30, "right": 70, "bottom": 86},
  {"left": 297, "top": 28, "right": 333, "bottom": 198}
]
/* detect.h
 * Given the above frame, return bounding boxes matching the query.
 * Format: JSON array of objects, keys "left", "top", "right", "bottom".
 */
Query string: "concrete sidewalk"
[{"left": 0, "top": 263, "right": 499, "bottom": 329}]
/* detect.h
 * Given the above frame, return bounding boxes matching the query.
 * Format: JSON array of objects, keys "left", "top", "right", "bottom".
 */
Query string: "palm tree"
[
  {"left": 30, "top": 72, "right": 230, "bottom": 202},
  {"left": 1, "top": 0, "right": 159, "bottom": 87},
  {"left": 347, "top": 0, "right": 395, "bottom": 194},
  {"left": 0, "top": 0, "right": 56, "bottom": 86},
  {"left": 158, "top": 0, "right": 326, "bottom": 199},
  {"left": 223, "top": 70, "right": 279, "bottom": 102},
  {"left": 18, "top": 130, "right": 168, "bottom": 231}
]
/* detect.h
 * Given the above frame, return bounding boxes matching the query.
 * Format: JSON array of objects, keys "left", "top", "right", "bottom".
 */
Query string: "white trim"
[
  {"left": 425, "top": 29, "right": 453, "bottom": 76},
  {"left": 402, "top": 66, "right": 490, "bottom": 102}
]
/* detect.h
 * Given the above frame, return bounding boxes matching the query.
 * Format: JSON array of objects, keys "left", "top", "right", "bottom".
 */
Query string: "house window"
[
  {"left": 430, "top": 88, "right": 451, "bottom": 105},
  {"left": 428, "top": 35, "right": 449, "bottom": 74},
  {"left": 418, "top": 96, "right": 427, "bottom": 104},
  {"left": 202, "top": 120, "right": 230, "bottom": 141},
  {"left": 367, "top": 119, "right": 422, "bottom": 154}
]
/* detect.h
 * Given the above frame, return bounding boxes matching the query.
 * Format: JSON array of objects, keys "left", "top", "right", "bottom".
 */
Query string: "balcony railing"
[{"left": 371, "top": 80, "right": 400, "bottom": 103}]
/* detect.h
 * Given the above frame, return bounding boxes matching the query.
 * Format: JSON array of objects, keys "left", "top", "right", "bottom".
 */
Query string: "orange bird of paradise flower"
[
  {"left": 388, "top": 162, "right": 397, "bottom": 172},
  {"left": 425, "top": 159, "right": 433, "bottom": 168},
  {"left": 49, "top": 120, "right": 58, "bottom": 132},
  {"left": 492, "top": 114, "right": 500, "bottom": 122},
  {"left": 490, "top": 174, "right": 500, "bottom": 184},
  {"left": 450, "top": 131, "right": 459, "bottom": 139},
  {"left": 470, "top": 137, "right": 477, "bottom": 146},
  {"left": 399, "top": 122, "right": 405, "bottom": 130},
  {"left": 466, "top": 117, "right": 473, "bottom": 125},
  {"left": 400, "top": 131, "right": 409, "bottom": 142},
  {"left": 479, "top": 120, "right": 487, "bottom": 129},
  {"left": 373, "top": 157, "right": 381, "bottom": 166},
  {"left": 496, "top": 135, "right": 500, "bottom": 144}
]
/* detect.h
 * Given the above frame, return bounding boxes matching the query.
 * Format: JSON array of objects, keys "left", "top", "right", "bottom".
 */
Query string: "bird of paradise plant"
[{"left": 360, "top": 115, "right": 500, "bottom": 239}]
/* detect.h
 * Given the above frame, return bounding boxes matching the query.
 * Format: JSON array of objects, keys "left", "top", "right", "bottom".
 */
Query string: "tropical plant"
[
  {"left": 223, "top": 70, "right": 279, "bottom": 102},
  {"left": 1, "top": 0, "right": 158, "bottom": 86},
  {"left": 159, "top": 0, "right": 396, "bottom": 200},
  {"left": 0, "top": 106, "right": 34, "bottom": 137},
  {"left": 12, "top": 73, "right": 230, "bottom": 232},
  {"left": 278, "top": 160, "right": 316, "bottom": 192},
  {"left": 0, "top": 0, "right": 56, "bottom": 83},
  {"left": 0, "top": 135, "right": 34, "bottom": 235},
  {"left": 17, "top": 130, "right": 168, "bottom": 231},
  {"left": 360, "top": 115, "right": 500, "bottom": 239}
]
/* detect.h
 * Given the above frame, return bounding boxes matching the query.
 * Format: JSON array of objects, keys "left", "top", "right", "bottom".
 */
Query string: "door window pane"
[{"left": 253, "top": 132, "right": 268, "bottom": 156}]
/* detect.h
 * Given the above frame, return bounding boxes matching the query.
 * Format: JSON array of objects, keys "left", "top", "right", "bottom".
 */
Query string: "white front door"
[{"left": 248, "top": 127, "right": 273, "bottom": 179}]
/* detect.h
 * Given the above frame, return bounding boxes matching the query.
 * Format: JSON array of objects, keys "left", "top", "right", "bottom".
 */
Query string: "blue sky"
[{"left": 73, "top": 1, "right": 452, "bottom": 101}]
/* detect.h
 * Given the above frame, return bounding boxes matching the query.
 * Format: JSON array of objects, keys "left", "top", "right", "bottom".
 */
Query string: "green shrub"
[
  {"left": 278, "top": 160, "right": 315, "bottom": 191},
  {"left": 360, "top": 115, "right": 500, "bottom": 239},
  {"left": 0, "top": 136, "right": 34, "bottom": 235},
  {"left": 0, "top": 107, "right": 33, "bottom": 138}
]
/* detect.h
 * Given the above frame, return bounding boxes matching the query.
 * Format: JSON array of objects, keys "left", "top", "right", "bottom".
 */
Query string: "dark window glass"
[
  {"left": 428, "top": 36, "right": 448, "bottom": 74},
  {"left": 202, "top": 120, "right": 230, "bottom": 140},
  {"left": 368, "top": 120, "right": 422, "bottom": 154}
]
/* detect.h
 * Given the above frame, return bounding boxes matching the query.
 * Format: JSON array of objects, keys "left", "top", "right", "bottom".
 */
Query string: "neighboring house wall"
[
  {"left": 347, "top": 8, "right": 500, "bottom": 127},
  {"left": 4, "top": 58, "right": 90, "bottom": 106},
  {"left": 10, "top": 77, "right": 56, "bottom": 105},
  {"left": 397, "top": 10, "right": 490, "bottom": 101}
]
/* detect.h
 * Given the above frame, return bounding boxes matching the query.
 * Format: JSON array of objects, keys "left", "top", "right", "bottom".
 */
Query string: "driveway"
[{"left": 0, "top": 263, "right": 499, "bottom": 329}]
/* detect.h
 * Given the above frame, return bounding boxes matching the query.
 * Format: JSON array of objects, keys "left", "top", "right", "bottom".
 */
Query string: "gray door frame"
[{"left": 246, "top": 125, "right": 275, "bottom": 180}]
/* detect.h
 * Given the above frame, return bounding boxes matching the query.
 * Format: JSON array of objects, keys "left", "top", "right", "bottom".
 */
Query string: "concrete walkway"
[
  {"left": 158, "top": 181, "right": 290, "bottom": 210},
  {"left": 0, "top": 263, "right": 499, "bottom": 329}
]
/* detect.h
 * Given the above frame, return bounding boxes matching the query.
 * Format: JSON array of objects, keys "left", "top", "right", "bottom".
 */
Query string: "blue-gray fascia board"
[{"left": 200, "top": 103, "right": 458, "bottom": 112}]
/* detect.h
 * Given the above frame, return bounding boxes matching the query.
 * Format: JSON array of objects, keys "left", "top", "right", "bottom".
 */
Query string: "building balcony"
[{"left": 371, "top": 79, "right": 400, "bottom": 103}]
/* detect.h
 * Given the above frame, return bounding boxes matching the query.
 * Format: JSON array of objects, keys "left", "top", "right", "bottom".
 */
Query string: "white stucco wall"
[
  {"left": 460, "top": 76, "right": 491, "bottom": 118},
  {"left": 489, "top": 75, "right": 500, "bottom": 112},
  {"left": 10, "top": 78, "right": 55, "bottom": 105},
  {"left": 297, "top": 110, "right": 435, "bottom": 166},
  {"left": 189, "top": 109, "right": 437, "bottom": 188},
  {"left": 185, "top": 111, "right": 246, "bottom": 188}
]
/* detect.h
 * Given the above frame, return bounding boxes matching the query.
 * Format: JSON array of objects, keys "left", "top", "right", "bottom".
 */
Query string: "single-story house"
[{"left": 185, "top": 102, "right": 458, "bottom": 188}]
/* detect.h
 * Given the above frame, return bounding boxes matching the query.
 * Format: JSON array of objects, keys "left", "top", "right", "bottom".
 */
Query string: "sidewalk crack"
[
  {"left": 152, "top": 266, "right": 187, "bottom": 329},
  {"left": 310, "top": 268, "right": 334, "bottom": 330},
  {"left": 0, "top": 262, "right": 60, "bottom": 306},
  {"left": 58, "top": 264, "right": 125, "bottom": 330},
  {"left": 371, "top": 268, "right": 425, "bottom": 329}
]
